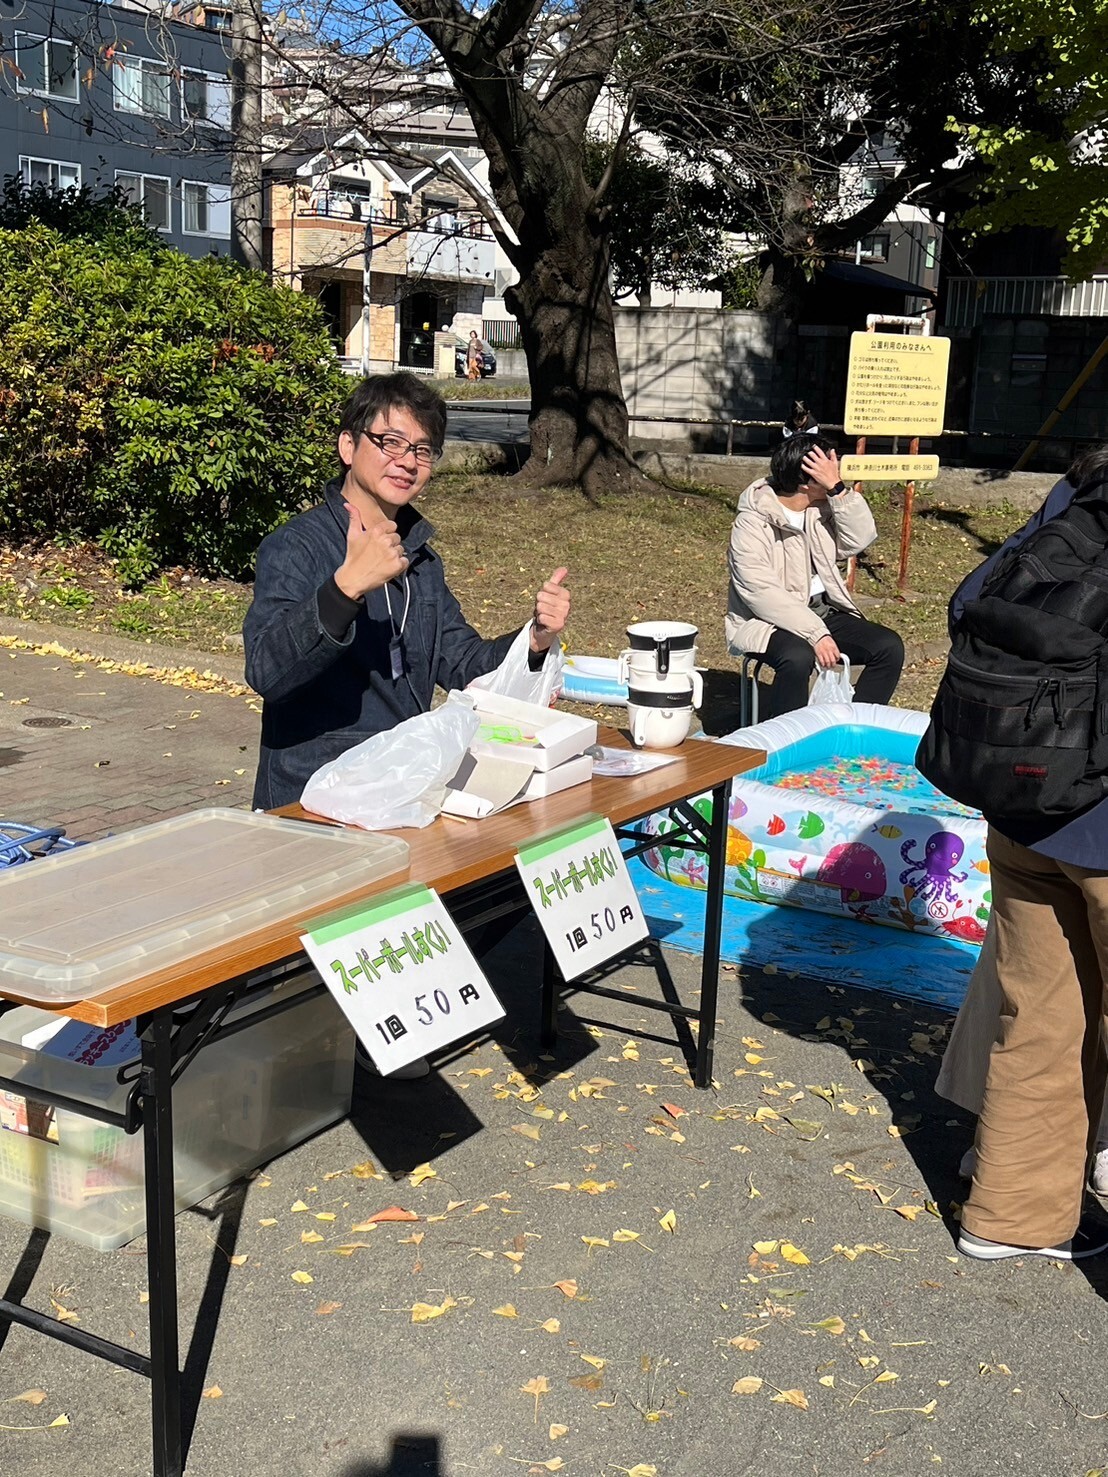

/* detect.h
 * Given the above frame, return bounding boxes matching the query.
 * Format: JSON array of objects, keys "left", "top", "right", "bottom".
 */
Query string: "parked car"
[{"left": 455, "top": 337, "right": 497, "bottom": 378}]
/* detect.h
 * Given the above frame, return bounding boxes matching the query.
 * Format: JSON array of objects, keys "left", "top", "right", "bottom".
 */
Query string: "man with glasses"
[{"left": 244, "top": 372, "right": 570, "bottom": 813}]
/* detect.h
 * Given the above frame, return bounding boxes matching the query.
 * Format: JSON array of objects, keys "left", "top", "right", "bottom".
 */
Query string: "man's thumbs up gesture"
[{"left": 530, "top": 567, "right": 570, "bottom": 653}]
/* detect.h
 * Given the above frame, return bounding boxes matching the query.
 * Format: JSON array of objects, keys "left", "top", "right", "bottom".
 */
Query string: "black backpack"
[{"left": 916, "top": 476, "right": 1108, "bottom": 826}]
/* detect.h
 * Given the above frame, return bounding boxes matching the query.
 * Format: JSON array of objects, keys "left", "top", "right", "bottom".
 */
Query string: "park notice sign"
[
  {"left": 302, "top": 885, "right": 505, "bottom": 1073},
  {"left": 844, "top": 332, "right": 951, "bottom": 436},
  {"left": 840, "top": 455, "right": 940, "bottom": 482},
  {"left": 515, "top": 816, "right": 648, "bottom": 981}
]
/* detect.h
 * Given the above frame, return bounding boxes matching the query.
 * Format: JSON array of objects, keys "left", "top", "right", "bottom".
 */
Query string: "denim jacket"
[{"left": 244, "top": 479, "right": 519, "bottom": 808}]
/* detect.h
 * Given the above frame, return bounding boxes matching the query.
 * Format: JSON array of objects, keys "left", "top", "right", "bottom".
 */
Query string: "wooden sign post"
[{"left": 843, "top": 315, "right": 951, "bottom": 592}]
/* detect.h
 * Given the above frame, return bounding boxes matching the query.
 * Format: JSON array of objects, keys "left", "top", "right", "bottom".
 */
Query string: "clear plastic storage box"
[
  {"left": 0, "top": 808, "right": 410, "bottom": 1003},
  {"left": 0, "top": 967, "right": 355, "bottom": 1250}
]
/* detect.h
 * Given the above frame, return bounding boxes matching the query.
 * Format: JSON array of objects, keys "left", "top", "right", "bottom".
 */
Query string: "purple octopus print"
[{"left": 899, "top": 831, "right": 967, "bottom": 919}]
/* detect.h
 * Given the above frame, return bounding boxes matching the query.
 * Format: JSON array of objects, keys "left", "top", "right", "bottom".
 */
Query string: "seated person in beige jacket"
[{"left": 726, "top": 436, "right": 904, "bottom": 718}]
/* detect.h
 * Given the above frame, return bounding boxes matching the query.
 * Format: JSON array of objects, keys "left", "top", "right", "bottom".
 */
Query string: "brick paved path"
[{"left": 1, "top": 642, "right": 258, "bottom": 841}]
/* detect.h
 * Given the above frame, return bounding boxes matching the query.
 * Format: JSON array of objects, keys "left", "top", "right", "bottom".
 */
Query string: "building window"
[
  {"left": 15, "top": 33, "right": 78, "bottom": 100},
  {"left": 182, "top": 69, "right": 231, "bottom": 129},
  {"left": 20, "top": 156, "right": 80, "bottom": 190},
  {"left": 116, "top": 171, "right": 171, "bottom": 231},
  {"left": 924, "top": 236, "right": 939, "bottom": 271},
  {"left": 182, "top": 180, "right": 231, "bottom": 237},
  {"left": 114, "top": 55, "right": 172, "bottom": 118},
  {"left": 857, "top": 233, "right": 890, "bottom": 264},
  {"left": 204, "top": 8, "right": 233, "bottom": 31},
  {"left": 1011, "top": 352, "right": 1047, "bottom": 389},
  {"left": 860, "top": 173, "right": 886, "bottom": 200}
]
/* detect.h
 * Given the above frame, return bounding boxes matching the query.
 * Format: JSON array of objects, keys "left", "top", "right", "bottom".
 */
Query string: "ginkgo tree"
[{"left": 952, "top": 0, "right": 1108, "bottom": 277}]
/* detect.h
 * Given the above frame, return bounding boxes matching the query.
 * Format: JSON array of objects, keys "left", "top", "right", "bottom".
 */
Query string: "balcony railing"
[
  {"left": 296, "top": 192, "right": 493, "bottom": 240},
  {"left": 945, "top": 275, "right": 1108, "bottom": 327}
]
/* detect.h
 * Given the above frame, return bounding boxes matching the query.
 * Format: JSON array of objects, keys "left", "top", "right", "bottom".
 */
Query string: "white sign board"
[
  {"left": 301, "top": 885, "right": 504, "bottom": 1073},
  {"left": 515, "top": 816, "right": 648, "bottom": 981}
]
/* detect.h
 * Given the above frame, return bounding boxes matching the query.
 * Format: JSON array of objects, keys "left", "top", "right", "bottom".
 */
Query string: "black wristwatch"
[{"left": 827, "top": 480, "right": 847, "bottom": 497}]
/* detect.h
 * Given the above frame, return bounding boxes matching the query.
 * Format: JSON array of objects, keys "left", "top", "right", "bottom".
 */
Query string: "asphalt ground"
[{"left": 0, "top": 625, "right": 1106, "bottom": 1477}]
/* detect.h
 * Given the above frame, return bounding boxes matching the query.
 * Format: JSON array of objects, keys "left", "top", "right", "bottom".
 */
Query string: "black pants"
[{"left": 760, "top": 603, "right": 905, "bottom": 718}]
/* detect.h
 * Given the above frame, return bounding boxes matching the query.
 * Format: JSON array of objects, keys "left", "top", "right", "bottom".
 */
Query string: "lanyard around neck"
[{"left": 383, "top": 574, "right": 410, "bottom": 681}]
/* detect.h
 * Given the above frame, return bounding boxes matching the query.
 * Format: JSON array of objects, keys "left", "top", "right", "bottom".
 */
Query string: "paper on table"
[
  {"left": 591, "top": 746, "right": 680, "bottom": 777},
  {"left": 442, "top": 752, "right": 536, "bottom": 818}
]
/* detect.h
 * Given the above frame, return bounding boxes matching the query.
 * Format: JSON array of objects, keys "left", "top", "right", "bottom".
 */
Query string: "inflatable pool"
[
  {"left": 639, "top": 704, "right": 991, "bottom": 943},
  {"left": 561, "top": 655, "right": 628, "bottom": 706}
]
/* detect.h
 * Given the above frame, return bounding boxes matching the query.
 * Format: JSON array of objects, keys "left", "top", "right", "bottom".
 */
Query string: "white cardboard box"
[{"left": 469, "top": 693, "right": 597, "bottom": 772}]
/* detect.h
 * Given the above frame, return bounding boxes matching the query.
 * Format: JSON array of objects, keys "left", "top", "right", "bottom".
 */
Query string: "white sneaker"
[
  {"left": 354, "top": 1043, "right": 431, "bottom": 1080},
  {"left": 1092, "top": 1147, "right": 1108, "bottom": 1197},
  {"left": 959, "top": 1145, "right": 977, "bottom": 1180},
  {"left": 958, "top": 1218, "right": 1108, "bottom": 1262}
]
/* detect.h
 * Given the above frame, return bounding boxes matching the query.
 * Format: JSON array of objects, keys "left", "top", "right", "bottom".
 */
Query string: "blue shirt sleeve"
[{"left": 947, "top": 478, "right": 1075, "bottom": 635}]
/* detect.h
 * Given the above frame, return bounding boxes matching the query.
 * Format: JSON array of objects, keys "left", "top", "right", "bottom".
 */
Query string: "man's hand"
[
  {"left": 334, "top": 502, "right": 409, "bottom": 600},
  {"left": 802, "top": 445, "right": 842, "bottom": 492},
  {"left": 530, "top": 567, "right": 570, "bottom": 653},
  {"left": 814, "top": 634, "right": 841, "bottom": 669}
]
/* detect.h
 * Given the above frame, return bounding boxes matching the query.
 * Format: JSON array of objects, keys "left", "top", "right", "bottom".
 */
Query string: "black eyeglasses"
[{"left": 363, "top": 430, "right": 443, "bottom": 466}]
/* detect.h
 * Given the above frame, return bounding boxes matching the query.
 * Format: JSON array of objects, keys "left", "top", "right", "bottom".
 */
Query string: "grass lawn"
[{"left": 0, "top": 472, "right": 1029, "bottom": 716}]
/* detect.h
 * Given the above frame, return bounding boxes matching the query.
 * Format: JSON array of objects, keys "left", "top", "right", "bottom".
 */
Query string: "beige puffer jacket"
[{"left": 725, "top": 478, "right": 877, "bottom": 655}]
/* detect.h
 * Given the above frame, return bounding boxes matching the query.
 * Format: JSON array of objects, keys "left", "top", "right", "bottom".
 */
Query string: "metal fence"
[
  {"left": 945, "top": 275, "right": 1108, "bottom": 328},
  {"left": 482, "top": 318, "right": 523, "bottom": 349}
]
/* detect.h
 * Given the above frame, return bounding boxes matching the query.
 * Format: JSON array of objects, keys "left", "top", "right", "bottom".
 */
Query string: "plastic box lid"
[{"left": 0, "top": 809, "right": 409, "bottom": 1003}]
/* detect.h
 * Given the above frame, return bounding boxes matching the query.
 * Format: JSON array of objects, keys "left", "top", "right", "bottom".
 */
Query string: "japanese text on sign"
[
  {"left": 516, "top": 816, "right": 648, "bottom": 981},
  {"left": 301, "top": 885, "right": 504, "bottom": 1073},
  {"left": 844, "top": 332, "right": 951, "bottom": 436},
  {"left": 840, "top": 455, "right": 940, "bottom": 482}
]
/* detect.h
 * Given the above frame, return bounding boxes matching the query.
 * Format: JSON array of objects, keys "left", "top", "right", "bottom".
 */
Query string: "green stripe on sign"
[
  {"left": 517, "top": 815, "right": 607, "bottom": 866},
  {"left": 306, "top": 884, "right": 434, "bottom": 945}
]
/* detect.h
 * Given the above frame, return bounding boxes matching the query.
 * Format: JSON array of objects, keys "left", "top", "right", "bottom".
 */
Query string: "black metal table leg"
[
  {"left": 695, "top": 780, "right": 732, "bottom": 1088},
  {"left": 142, "top": 1008, "right": 183, "bottom": 1477},
  {"left": 540, "top": 940, "right": 560, "bottom": 1049}
]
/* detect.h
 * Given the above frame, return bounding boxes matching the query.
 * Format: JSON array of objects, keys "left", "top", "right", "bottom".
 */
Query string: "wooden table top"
[{"left": 5, "top": 729, "right": 764, "bottom": 1028}]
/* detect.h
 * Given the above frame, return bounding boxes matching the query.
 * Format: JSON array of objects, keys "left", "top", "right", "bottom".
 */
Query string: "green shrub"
[{"left": 0, "top": 186, "right": 349, "bottom": 581}]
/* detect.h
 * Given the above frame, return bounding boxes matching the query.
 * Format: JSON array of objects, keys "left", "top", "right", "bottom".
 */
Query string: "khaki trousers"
[
  {"left": 936, "top": 921, "right": 1108, "bottom": 1142},
  {"left": 961, "top": 830, "right": 1108, "bottom": 1246}
]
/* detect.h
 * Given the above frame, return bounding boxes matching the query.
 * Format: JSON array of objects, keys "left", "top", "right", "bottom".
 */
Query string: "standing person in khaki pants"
[
  {"left": 936, "top": 918, "right": 1108, "bottom": 1195},
  {"left": 927, "top": 446, "right": 1108, "bottom": 1261}
]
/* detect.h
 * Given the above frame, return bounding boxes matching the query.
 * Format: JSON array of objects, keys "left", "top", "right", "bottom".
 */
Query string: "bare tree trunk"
[
  {"left": 231, "top": 0, "right": 265, "bottom": 271},
  {"left": 506, "top": 223, "right": 642, "bottom": 495}
]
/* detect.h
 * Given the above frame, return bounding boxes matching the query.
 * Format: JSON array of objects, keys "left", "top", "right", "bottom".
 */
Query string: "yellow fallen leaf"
[
  {"left": 49, "top": 1415, "right": 70, "bottom": 1427},
  {"left": 581, "top": 1354, "right": 606, "bottom": 1370},
  {"left": 732, "top": 1377, "right": 764, "bottom": 1395},
  {"left": 314, "top": 1212, "right": 336, "bottom": 1222},
  {"left": 290, "top": 1200, "right": 309, "bottom": 1213},
  {"left": 301, "top": 1230, "right": 325, "bottom": 1245},
  {"left": 771, "top": 1388, "right": 809, "bottom": 1409},
  {"left": 513, "top": 1124, "right": 542, "bottom": 1142},
  {"left": 753, "top": 1106, "right": 780, "bottom": 1122},
  {"left": 875, "top": 1370, "right": 899, "bottom": 1383},
  {"left": 582, "top": 1236, "right": 610, "bottom": 1251},
  {"left": 549, "top": 1422, "right": 569, "bottom": 1440},
  {"left": 291, "top": 1270, "right": 314, "bottom": 1285},
  {"left": 554, "top": 1279, "right": 578, "bottom": 1298},
  {"left": 520, "top": 1374, "right": 551, "bottom": 1421},
  {"left": 493, "top": 1304, "right": 519, "bottom": 1318},
  {"left": 623, "top": 1467, "right": 658, "bottom": 1477},
  {"left": 532, "top": 1106, "right": 555, "bottom": 1119},
  {"left": 781, "top": 1242, "right": 810, "bottom": 1266},
  {"left": 351, "top": 1161, "right": 380, "bottom": 1179},
  {"left": 49, "top": 1300, "right": 78, "bottom": 1324},
  {"left": 810, "top": 1317, "right": 846, "bottom": 1335},
  {"left": 409, "top": 1163, "right": 437, "bottom": 1187},
  {"left": 729, "top": 1336, "right": 761, "bottom": 1351},
  {"left": 894, "top": 1205, "right": 925, "bottom": 1221},
  {"left": 612, "top": 1229, "right": 641, "bottom": 1243},
  {"left": 202, "top": 1385, "right": 223, "bottom": 1399},
  {"left": 745, "top": 1053, "right": 764, "bottom": 1065},
  {"left": 541, "top": 1318, "right": 561, "bottom": 1334},
  {"left": 752, "top": 1239, "right": 779, "bottom": 1255},
  {"left": 658, "top": 1210, "right": 677, "bottom": 1234},
  {"left": 468, "top": 1066, "right": 493, "bottom": 1077},
  {"left": 577, "top": 1179, "right": 615, "bottom": 1194},
  {"left": 258, "top": 1218, "right": 278, "bottom": 1227},
  {"left": 819, "top": 1375, "right": 836, "bottom": 1387},
  {"left": 10, "top": 1390, "right": 47, "bottom": 1406},
  {"left": 334, "top": 1242, "right": 373, "bottom": 1255},
  {"left": 411, "top": 1297, "right": 456, "bottom": 1323}
]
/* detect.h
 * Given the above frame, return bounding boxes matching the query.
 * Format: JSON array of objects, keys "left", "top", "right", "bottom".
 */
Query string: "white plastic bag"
[
  {"left": 809, "top": 656, "right": 854, "bottom": 707},
  {"left": 467, "top": 622, "right": 565, "bottom": 707},
  {"left": 301, "top": 694, "right": 480, "bottom": 830}
]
